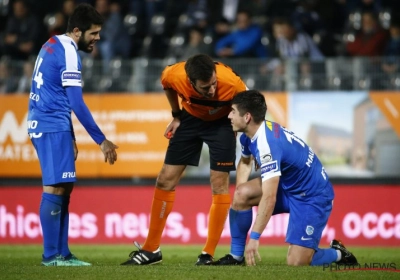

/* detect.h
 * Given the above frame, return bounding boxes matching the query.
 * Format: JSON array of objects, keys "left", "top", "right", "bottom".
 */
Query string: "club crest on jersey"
[
  {"left": 261, "top": 160, "right": 277, "bottom": 173},
  {"left": 261, "top": 153, "right": 272, "bottom": 164},
  {"left": 306, "top": 225, "right": 314, "bottom": 235}
]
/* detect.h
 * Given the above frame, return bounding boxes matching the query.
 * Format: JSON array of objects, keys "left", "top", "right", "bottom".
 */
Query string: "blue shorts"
[
  {"left": 273, "top": 186, "right": 333, "bottom": 250},
  {"left": 30, "top": 132, "right": 76, "bottom": 186}
]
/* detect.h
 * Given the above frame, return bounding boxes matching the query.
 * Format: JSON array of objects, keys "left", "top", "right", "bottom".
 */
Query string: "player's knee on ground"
[
  {"left": 286, "top": 246, "right": 314, "bottom": 266},
  {"left": 286, "top": 256, "right": 312, "bottom": 266}
]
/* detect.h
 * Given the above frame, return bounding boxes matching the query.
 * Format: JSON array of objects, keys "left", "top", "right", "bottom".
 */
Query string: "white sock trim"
[{"left": 336, "top": 250, "right": 342, "bottom": 262}]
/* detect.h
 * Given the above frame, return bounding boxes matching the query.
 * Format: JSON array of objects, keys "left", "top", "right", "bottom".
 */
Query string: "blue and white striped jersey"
[
  {"left": 27, "top": 35, "right": 82, "bottom": 134},
  {"left": 240, "top": 120, "right": 334, "bottom": 199}
]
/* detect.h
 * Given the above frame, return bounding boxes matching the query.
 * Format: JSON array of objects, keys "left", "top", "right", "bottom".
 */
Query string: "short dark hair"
[
  {"left": 66, "top": 3, "right": 104, "bottom": 33},
  {"left": 232, "top": 90, "right": 267, "bottom": 123},
  {"left": 184, "top": 54, "right": 216, "bottom": 83}
]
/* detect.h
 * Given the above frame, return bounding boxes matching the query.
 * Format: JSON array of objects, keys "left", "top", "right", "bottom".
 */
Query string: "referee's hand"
[{"left": 100, "top": 139, "right": 119, "bottom": 165}]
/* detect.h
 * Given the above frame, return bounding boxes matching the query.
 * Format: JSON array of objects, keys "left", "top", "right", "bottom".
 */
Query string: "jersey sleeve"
[
  {"left": 239, "top": 133, "right": 251, "bottom": 158},
  {"left": 160, "top": 65, "right": 172, "bottom": 89},
  {"left": 61, "top": 43, "right": 82, "bottom": 87},
  {"left": 258, "top": 127, "right": 282, "bottom": 182},
  {"left": 234, "top": 75, "right": 247, "bottom": 92}
]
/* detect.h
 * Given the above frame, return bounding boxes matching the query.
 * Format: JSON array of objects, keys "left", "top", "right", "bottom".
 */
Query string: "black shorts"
[{"left": 165, "top": 109, "right": 236, "bottom": 172}]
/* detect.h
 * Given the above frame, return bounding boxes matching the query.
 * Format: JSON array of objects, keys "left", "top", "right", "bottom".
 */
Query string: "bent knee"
[
  {"left": 287, "top": 255, "right": 312, "bottom": 266},
  {"left": 287, "top": 259, "right": 311, "bottom": 266}
]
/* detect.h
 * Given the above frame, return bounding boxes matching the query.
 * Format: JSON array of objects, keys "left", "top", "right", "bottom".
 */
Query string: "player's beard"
[{"left": 78, "top": 36, "right": 95, "bottom": 53}]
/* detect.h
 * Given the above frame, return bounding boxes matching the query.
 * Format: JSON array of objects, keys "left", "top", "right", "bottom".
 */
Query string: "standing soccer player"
[
  {"left": 211, "top": 90, "right": 357, "bottom": 266},
  {"left": 27, "top": 3, "right": 118, "bottom": 266},
  {"left": 121, "top": 54, "right": 247, "bottom": 265}
]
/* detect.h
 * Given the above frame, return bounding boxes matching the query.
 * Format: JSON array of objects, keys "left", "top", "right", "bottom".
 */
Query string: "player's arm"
[
  {"left": 164, "top": 88, "right": 181, "bottom": 138},
  {"left": 165, "top": 88, "right": 181, "bottom": 113},
  {"left": 66, "top": 86, "right": 105, "bottom": 144},
  {"left": 245, "top": 175, "right": 280, "bottom": 266},
  {"left": 66, "top": 86, "right": 118, "bottom": 164},
  {"left": 236, "top": 155, "right": 253, "bottom": 186},
  {"left": 252, "top": 176, "right": 279, "bottom": 235}
]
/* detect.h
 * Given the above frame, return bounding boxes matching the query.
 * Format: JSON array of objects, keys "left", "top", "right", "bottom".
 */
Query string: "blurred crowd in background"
[{"left": 1, "top": 0, "right": 400, "bottom": 93}]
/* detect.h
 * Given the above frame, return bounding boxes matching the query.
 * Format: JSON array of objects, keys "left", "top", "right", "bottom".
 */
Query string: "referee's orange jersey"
[{"left": 161, "top": 61, "right": 247, "bottom": 121}]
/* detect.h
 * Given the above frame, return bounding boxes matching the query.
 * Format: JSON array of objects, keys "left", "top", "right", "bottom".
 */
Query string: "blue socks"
[
  {"left": 59, "top": 195, "right": 71, "bottom": 258},
  {"left": 311, "top": 248, "right": 338, "bottom": 266},
  {"left": 40, "top": 193, "right": 63, "bottom": 259},
  {"left": 229, "top": 208, "right": 253, "bottom": 259}
]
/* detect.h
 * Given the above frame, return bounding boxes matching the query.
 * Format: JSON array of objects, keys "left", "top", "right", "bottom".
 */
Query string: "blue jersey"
[
  {"left": 240, "top": 120, "right": 334, "bottom": 200},
  {"left": 27, "top": 35, "right": 82, "bottom": 134}
]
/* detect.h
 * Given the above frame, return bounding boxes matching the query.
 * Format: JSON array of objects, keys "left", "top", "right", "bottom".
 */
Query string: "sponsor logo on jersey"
[
  {"left": 62, "top": 72, "right": 81, "bottom": 80},
  {"left": 62, "top": 172, "right": 76, "bottom": 178},
  {"left": 216, "top": 161, "right": 234, "bottom": 166},
  {"left": 273, "top": 123, "right": 280, "bottom": 138},
  {"left": 265, "top": 121, "right": 273, "bottom": 131},
  {"left": 301, "top": 236, "right": 312, "bottom": 241},
  {"left": 261, "top": 160, "right": 278, "bottom": 173}
]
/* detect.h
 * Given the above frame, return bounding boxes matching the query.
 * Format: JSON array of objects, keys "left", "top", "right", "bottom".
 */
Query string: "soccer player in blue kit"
[
  {"left": 27, "top": 4, "right": 118, "bottom": 266},
  {"left": 212, "top": 90, "right": 357, "bottom": 266}
]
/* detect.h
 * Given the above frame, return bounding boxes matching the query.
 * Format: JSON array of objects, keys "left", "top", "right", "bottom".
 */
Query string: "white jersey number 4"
[{"left": 33, "top": 57, "right": 44, "bottom": 89}]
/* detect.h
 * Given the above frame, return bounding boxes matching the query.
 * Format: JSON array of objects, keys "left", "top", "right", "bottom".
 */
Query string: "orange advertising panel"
[
  {"left": 263, "top": 92, "right": 287, "bottom": 127},
  {"left": 0, "top": 92, "right": 287, "bottom": 178},
  {"left": 0, "top": 94, "right": 171, "bottom": 178},
  {"left": 369, "top": 92, "right": 400, "bottom": 138}
]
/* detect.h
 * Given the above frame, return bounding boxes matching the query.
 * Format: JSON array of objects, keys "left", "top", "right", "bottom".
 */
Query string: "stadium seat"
[
  {"left": 166, "top": 32, "right": 186, "bottom": 59},
  {"left": 0, "top": 0, "right": 9, "bottom": 16},
  {"left": 43, "top": 13, "right": 57, "bottom": 30},
  {"left": 348, "top": 11, "right": 362, "bottom": 30},
  {"left": 124, "top": 13, "right": 139, "bottom": 35},
  {"left": 378, "top": 9, "right": 391, "bottom": 29}
]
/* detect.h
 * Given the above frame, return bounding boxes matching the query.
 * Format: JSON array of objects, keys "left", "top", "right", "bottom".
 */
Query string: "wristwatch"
[{"left": 172, "top": 109, "right": 182, "bottom": 118}]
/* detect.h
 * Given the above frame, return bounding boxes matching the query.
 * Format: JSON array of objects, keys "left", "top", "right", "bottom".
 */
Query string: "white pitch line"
[{"left": 384, "top": 98, "right": 399, "bottom": 118}]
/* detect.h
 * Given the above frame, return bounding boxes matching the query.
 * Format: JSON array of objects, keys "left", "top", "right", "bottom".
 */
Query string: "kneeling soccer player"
[{"left": 212, "top": 90, "right": 358, "bottom": 266}]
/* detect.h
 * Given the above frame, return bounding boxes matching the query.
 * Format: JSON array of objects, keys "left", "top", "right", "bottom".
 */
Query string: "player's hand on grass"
[
  {"left": 245, "top": 239, "right": 261, "bottom": 266},
  {"left": 100, "top": 139, "right": 119, "bottom": 165}
]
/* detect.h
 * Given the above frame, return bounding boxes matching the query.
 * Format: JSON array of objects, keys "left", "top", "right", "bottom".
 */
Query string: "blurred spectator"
[
  {"left": 16, "top": 60, "right": 34, "bottom": 94},
  {"left": 208, "top": 16, "right": 231, "bottom": 44},
  {"left": 346, "top": 11, "right": 388, "bottom": 57},
  {"left": 184, "top": 0, "right": 208, "bottom": 30},
  {"left": 291, "top": 0, "right": 325, "bottom": 37},
  {"left": 2, "top": 0, "right": 40, "bottom": 60},
  {"left": 129, "top": 0, "right": 166, "bottom": 36},
  {"left": 327, "top": 10, "right": 389, "bottom": 89},
  {"left": 0, "top": 59, "right": 18, "bottom": 94},
  {"left": 345, "top": 0, "right": 382, "bottom": 13},
  {"left": 215, "top": 10, "right": 268, "bottom": 58},
  {"left": 260, "top": 17, "right": 324, "bottom": 90},
  {"left": 93, "top": 0, "right": 131, "bottom": 74},
  {"left": 180, "top": 26, "right": 212, "bottom": 60},
  {"left": 381, "top": 21, "right": 400, "bottom": 88},
  {"left": 46, "top": 0, "right": 76, "bottom": 37},
  {"left": 265, "top": 0, "right": 296, "bottom": 19}
]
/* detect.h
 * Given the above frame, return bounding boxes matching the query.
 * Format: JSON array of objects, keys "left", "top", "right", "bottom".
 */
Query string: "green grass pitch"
[{"left": 1, "top": 245, "right": 399, "bottom": 280}]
